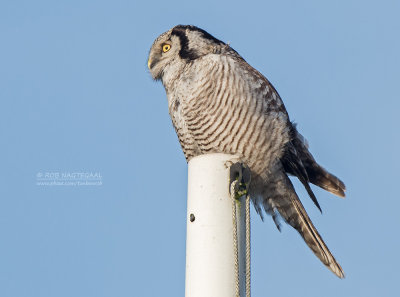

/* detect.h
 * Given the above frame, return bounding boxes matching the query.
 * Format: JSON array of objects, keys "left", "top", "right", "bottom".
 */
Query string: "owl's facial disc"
[
  {"left": 148, "top": 25, "right": 226, "bottom": 81},
  {"left": 147, "top": 30, "right": 180, "bottom": 80}
]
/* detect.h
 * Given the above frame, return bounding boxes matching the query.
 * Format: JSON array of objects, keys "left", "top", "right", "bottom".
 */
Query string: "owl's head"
[{"left": 147, "top": 25, "right": 225, "bottom": 81}]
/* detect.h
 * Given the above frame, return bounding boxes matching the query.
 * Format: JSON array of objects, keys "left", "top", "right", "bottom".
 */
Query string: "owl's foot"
[{"left": 228, "top": 161, "right": 251, "bottom": 200}]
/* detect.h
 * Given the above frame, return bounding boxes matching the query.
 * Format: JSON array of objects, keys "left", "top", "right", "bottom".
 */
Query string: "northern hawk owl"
[{"left": 148, "top": 25, "right": 346, "bottom": 278}]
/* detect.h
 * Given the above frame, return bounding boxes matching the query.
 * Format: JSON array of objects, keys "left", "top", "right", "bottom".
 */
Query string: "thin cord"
[
  {"left": 245, "top": 194, "right": 251, "bottom": 297},
  {"left": 230, "top": 180, "right": 240, "bottom": 297},
  {"left": 230, "top": 175, "right": 251, "bottom": 297}
]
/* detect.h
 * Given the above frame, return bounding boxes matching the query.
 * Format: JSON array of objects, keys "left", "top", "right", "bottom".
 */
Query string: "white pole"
[{"left": 185, "top": 153, "right": 247, "bottom": 297}]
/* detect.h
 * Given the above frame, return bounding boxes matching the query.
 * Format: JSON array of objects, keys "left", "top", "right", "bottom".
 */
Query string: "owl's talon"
[
  {"left": 224, "top": 158, "right": 240, "bottom": 169},
  {"left": 229, "top": 161, "right": 251, "bottom": 199}
]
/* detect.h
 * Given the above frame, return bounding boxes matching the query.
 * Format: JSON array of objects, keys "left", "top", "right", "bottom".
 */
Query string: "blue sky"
[{"left": 1, "top": 0, "right": 399, "bottom": 296}]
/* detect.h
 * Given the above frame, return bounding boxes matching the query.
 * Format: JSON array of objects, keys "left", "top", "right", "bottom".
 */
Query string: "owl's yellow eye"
[{"left": 162, "top": 44, "right": 171, "bottom": 53}]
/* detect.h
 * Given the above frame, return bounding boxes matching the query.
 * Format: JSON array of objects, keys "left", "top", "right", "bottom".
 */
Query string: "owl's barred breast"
[{"left": 168, "top": 53, "right": 290, "bottom": 176}]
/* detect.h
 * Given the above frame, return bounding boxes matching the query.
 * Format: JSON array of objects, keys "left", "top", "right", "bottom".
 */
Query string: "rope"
[
  {"left": 230, "top": 180, "right": 251, "bottom": 297},
  {"left": 230, "top": 180, "right": 240, "bottom": 297},
  {"left": 245, "top": 194, "right": 251, "bottom": 297}
]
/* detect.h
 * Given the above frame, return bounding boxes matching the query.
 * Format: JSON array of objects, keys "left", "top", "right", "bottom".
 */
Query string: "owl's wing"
[
  {"left": 287, "top": 126, "right": 346, "bottom": 197},
  {"left": 281, "top": 136, "right": 322, "bottom": 212}
]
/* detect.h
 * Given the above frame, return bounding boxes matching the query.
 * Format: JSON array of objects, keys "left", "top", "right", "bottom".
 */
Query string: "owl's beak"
[{"left": 147, "top": 58, "right": 152, "bottom": 69}]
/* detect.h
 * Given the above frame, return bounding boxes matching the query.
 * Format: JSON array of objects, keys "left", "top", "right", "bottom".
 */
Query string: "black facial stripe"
[
  {"left": 171, "top": 25, "right": 225, "bottom": 61},
  {"left": 171, "top": 26, "right": 199, "bottom": 60}
]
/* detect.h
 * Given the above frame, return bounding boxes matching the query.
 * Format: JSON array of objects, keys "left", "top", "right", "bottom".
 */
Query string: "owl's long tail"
[{"left": 263, "top": 172, "right": 345, "bottom": 278}]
